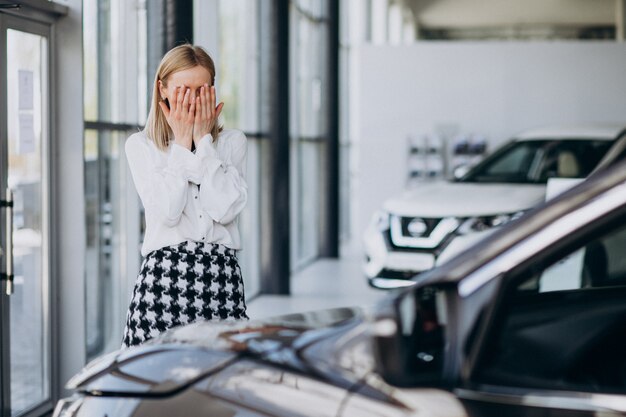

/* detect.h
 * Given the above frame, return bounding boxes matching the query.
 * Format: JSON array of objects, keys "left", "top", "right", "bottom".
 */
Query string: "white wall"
[{"left": 354, "top": 42, "right": 626, "bottom": 235}]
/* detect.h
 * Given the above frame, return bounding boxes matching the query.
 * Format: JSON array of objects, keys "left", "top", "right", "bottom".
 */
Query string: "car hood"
[
  {"left": 68, "top": 307, "right": 376, "bottom": 397},
  {"left": 383, "top": 181, "right": 545, "bottom": 218}
]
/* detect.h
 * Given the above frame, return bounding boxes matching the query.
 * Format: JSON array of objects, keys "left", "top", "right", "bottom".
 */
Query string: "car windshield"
[{"left": 461, "top": 139, "right": 613, "bottom": 184}]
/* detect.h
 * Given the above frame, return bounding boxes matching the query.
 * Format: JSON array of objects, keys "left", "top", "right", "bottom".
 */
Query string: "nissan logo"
[{"left": 407, "top": 218, "right": 428, "bottom": 237}]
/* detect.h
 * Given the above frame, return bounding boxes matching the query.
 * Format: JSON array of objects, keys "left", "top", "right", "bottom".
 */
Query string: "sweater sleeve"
[
  {"left": 125, "top": 134, "right": 202, "bottom": 227},
  {"left": 196, "top": 131, "right": 248, "bottom": 225}
]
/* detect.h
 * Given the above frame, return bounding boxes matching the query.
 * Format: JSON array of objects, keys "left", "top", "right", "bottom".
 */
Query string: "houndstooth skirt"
[{"left": 122, "top": 240, "right": 248, "bottom": 348}]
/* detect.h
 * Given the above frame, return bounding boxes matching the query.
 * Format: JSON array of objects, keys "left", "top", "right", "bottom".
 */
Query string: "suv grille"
[{"left": 390, "top": 216, "right": 460, "bottom": 249}]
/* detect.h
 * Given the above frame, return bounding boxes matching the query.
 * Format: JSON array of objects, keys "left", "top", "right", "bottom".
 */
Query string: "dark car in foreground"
[{"left": 55, "top": 162, "right": 626, "bottom": 416}]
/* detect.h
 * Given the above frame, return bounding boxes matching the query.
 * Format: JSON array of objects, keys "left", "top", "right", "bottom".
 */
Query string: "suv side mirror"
[
  {"left": 371, "top": 286, "right": 446, "bottom": 387},
  {"left": 545, "top": 177, "right": 584, "bottom": 201},
  {"left": 453, "top": 164, "right": 471, "bottom": 180}
]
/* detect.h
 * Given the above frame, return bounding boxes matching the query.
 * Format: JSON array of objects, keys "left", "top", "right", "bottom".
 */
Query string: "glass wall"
[
  {"left": 289, "top": 0, "right": 329, "bottom": 270},
  {"left": 83, "top": 0, "right": 146, "bottom": 361},
  {"left": 216, "top": 0, "right": 262, "bottom": 298},
  {"left": 198, "top": 0, "right": 338, "bottom": 281}
]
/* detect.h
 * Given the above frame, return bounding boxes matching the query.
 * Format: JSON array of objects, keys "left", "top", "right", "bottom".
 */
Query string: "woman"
[{"left": 122, "top": 44, "right": 248, "bottom": 348}]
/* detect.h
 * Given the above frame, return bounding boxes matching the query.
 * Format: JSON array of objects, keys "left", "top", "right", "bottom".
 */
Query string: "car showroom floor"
[{"left": 247, "top": 245, "right": 387, "bottom": 320}]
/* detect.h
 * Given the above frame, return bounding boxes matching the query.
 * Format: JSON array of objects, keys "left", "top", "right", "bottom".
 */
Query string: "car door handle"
[{"left": 1, "top": 188, "right": 14, "bottom": 295}]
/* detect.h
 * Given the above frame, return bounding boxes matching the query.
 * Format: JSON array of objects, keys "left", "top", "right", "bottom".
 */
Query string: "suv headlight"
[
  {"left": 53, "top": 396, "right": 83, "bottom": 417},
  {"left": 457, "top": 211, "right": 526, "bottom": 235}
]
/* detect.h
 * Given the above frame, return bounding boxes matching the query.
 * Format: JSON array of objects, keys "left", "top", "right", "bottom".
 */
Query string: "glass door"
[{"left": 0, "top": 15, "right": 52, "bottom": 417}]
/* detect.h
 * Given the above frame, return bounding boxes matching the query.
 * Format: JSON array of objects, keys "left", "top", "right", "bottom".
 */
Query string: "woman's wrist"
[
  {"left": 194, "top": 134, "right": 218, "bottom": 159},
  {"left": 174, "top": 135, "right": 193, "bottom": 150},
  {"left": 193, "top": 126, "right": 213, "bottom": 142}
]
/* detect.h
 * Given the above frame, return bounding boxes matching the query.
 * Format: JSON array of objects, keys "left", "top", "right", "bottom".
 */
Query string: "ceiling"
[{"left": 403, "top": 0, "right": 617, "bottom": 29}]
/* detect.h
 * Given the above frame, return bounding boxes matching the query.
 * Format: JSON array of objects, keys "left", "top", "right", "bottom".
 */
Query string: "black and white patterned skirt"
[{"left": 122, "top": 240, "right": 248, "bottom": 348}]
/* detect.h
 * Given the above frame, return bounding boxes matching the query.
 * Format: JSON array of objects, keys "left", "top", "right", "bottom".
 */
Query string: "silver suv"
[{"left": 364, "top": 125, "right": 626, "bottom": 289}]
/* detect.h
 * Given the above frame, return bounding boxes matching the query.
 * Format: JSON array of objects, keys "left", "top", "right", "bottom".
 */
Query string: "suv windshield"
[{"left": 461, "top": 139, "right": 612, "bottom": 184}]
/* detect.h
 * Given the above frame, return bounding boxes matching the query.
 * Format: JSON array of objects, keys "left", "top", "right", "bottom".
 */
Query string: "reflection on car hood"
[
  {"left": 69, "top": 307, "right": 375, "bottom": 397},
  {"left": 383, "top": 182, "right": 545, "bottom": 217}
]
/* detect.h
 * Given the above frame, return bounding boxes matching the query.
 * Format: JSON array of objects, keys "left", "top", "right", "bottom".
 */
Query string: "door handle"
[{"left": 1, "top": 188, "right": 14, "bottom": 295}]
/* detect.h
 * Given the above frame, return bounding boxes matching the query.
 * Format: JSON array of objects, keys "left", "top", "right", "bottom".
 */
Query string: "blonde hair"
[{"left": 146, "top": 44, "right": 223, "bottom": 151}]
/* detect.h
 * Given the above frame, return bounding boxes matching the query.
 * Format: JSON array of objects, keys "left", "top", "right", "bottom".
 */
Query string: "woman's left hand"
[{"left": 193, "top": 84, "right": 224, "bottom": 144}]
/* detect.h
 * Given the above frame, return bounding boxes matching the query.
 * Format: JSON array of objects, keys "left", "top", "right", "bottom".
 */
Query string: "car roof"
[
  {"left": 413, "top": 160, "right": 626, "bottom": 288},
  {"left": 514, "top": 125, "right": 626, "bottom": 141}
]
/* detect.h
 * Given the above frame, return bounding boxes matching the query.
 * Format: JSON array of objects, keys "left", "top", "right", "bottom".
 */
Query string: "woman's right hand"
[{"left": 158, "top": 86, "right": 196, "bottom": 150}]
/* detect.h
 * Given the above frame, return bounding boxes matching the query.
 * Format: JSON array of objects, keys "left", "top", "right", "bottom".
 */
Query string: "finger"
[
  {"left": 167, "top": 88, "right": 175, "bottom": 112},
  {"left": 182, "top": 87, "right": 191, "bottom": 111},
  {"left": 203, "top": 84, "right": 210, "bottom": 120},
  {"left": 210, "top": 86, "right": 216, "bottom": 114},
  {"left": 190, "top": 90, "right": 196, "bottom": 110},
  {"left": 215, "top": 102, "right": 224, "bottom": 120},
  {"left": 176, "top": 86, "right": 185, "bottom": 112},
  {"left": 189, "top": 91, "right": 196, "bottom": 118},
  {"left": 199, "top": 85, "right": 207, "bottom": 119},
  {"left": 158, "top": 100, "right": 170, "bottom": 118},
  {"left": 194, "top": 96, "right": 201, "bottom": 121}
]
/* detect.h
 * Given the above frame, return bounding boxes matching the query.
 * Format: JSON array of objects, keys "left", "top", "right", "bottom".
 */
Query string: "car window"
[
  {"left": 463, "top": 139, "right": 612, "bottom": 184},
  {"left": 475, "top": 220, "right": 626, "bottom": 393},
  {"left": 462, "top": 141, "right": 540, "bottom": 183},
  {"left": 480, "top": 144, "right": 536, "bottom": 179}
]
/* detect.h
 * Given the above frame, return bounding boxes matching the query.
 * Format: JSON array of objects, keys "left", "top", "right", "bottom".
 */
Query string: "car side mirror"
[
  {"left": 371, "top": 286, "right": 447, "bottom": 387},
  {"left": 453, "top": 164, "right": 471, "bottom": 180},
  {"left": 545, "top": 177, "right": 584, "bottom": 201}
]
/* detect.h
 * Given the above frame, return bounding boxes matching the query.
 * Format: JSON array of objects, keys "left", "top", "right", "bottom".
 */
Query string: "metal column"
[
  {"left": 261, "top": 0, "right": 290, "bottom": 295},
  {"left": 320, "top": 0, "right": 340, "bottom": 258}
]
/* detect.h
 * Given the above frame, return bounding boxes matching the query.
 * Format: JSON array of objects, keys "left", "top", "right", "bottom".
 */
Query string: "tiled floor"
[{"left": 247, "top": 246, "right": 389, "bottom": 320}]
